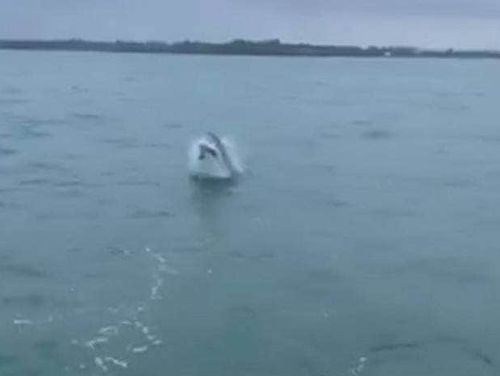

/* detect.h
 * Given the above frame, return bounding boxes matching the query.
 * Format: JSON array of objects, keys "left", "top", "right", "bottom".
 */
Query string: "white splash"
[
  {"left": 350, "top": 356, "right": 368, "bottom": 375},
  {"left": 75, "top": 247, "right": 169, "bottom": 373},
  {"left": 13, "top": 319, "right": 33, "bottom": 326},
  {"left": 188, "top": 135, "right": 244, "bottom": 179},
  {"left": 94, "top": 357, "right": 108, "bottom": 372},
  {"left": 131, "top": 345, "right": 148, "bottom": 354},
  {"left": 86, "top": 336, "right": 109, "bottom": 349},
  {"left": 104, "top": 357, "right": 128, "bottom": 369},
  {"left": 98, "top": 326, "right": 119, "bottom": 336}
]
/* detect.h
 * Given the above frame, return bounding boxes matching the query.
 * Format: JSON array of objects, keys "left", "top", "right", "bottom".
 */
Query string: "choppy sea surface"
[{"left": 1, "top": 50, "right": 500, "bottom": 375}]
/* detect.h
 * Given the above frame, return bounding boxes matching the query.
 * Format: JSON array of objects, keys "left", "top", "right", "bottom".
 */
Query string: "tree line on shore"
[{"left": 1, "top": 38, "right": 498, "bottom": 58}]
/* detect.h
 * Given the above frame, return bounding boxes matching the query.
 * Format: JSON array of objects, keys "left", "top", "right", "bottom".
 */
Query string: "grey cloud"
[
  {"left": 243, "top": 0, "right": 500, "bottom": 18},
  {"left": 0, "top": 0, "right": 499, "bottom": 49}
]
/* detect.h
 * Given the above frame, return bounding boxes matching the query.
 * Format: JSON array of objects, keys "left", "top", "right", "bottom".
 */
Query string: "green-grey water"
[{"left": 1, "top": 50, "right": 500, "bottom": 375}]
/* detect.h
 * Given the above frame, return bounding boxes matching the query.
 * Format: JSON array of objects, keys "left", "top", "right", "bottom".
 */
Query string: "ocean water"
[{"left": 1, "top": 50, "right": 500, "bottom": 375}]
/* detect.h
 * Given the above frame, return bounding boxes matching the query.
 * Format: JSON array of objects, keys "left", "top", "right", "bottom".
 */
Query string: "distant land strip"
[{"left": 1, "top": 38, "right": 499, "bottom": 59}]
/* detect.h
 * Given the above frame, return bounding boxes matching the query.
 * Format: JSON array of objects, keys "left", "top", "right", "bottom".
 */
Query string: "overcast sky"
[{"left": 1, "top": 0, "right": 499, "bottom": 49}]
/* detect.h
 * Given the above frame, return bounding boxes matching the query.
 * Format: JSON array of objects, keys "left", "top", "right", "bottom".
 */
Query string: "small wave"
[
  {"left": 3, "top": 293, "right": 46, "bottom": 308},
  {"left": 162, "top": 122, "right": 183, "bottom": 130},
  {"left": 0, "top": 262, "right": 49, "bottom": 279},
  {"left": 116, "top": 180, "right": 160, "bottom": 187},
  {"left": 0, "top": 147, "right": 17, "bottom": 156},
  {"left": 361, "top": 129, "right": 393, "bottom": 140},
  {"left": 370, "top": 342, "right": 420, "bottom": 353},
  {"left": 129, "top": 209, "right": 173, "bottom": 220},
  {"left": 0, "top": 98, "right": 29, "bottom": 105},
  {"left": 19, "top": 125, "right": 51, "bottom": 139},
  {"left": 28, "top": 162, "right": 67, "bottom": 172},
  {"left": 350, "top": 119, "right": 373, "bottom": 126},
  {"left": 72, "top": 112, "right": 102, "bottom": 121},
  {"left": 19, "top": 178, "right": 51, "bottom": 186},
  {"left": 53, "top": 179, "right": 84, "bottom": 188},
  {"left": 101, "top": 137, "right": 139, "bottom": 149}
]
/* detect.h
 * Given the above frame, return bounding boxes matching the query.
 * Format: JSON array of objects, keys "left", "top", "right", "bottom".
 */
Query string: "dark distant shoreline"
[{"left": 1, "top": 38, "right": 499, "bottom": 59}]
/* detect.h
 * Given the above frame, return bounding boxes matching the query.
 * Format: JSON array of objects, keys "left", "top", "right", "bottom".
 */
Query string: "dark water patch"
[
  {"left": 443, "top": 178, "right": 476, "bottom": 188},
  {"left": 436, "top": 103, "right": 469, "bottom": 112},
  {"left": 279, "top": 267, "right": 343, "bottom": 299},
  {"left": 19, "top": 125, "right": 51, "bottom": 139},
  {"left": 62, "top": 153, "right": 81, "bottom": 161},
  {"left": 370, "top": 342, "right": 421, "bottom": 353},
  {"left": 361, "top": 129, "right": 394, "bottom": 140},
  {"left": 0, "top": 98, "right": 29, "bottom": 105},
  {"left": 326, "top": 198, "right": 349, "bottom": 208},
  {"left": 171, "top": 245, "right": 205, "bottom": 254},
  {"left": 162, "top": 122, "right": 183, "bottom": 130},
  {"left": 145, "top": 142, "right": 171, "bottom": 149},
  {"left": 66, "top": 247, "right": 82, "bottom": 254},
  {"left": 0, "top": 147, "right": 17, "bottom": 156},
  {"left": 33, "top": 340, "right": 59, "bottom": 359},
  {"left": 72, "top": 112, "right": 102, "bottom": 121},
  {"left": 53, "top": 188, "right": 85, "bottom": 199},
  {"left": 96, "top": 198, "right": 115, "bottom": 206},
  {"left": 1, "top": 86, "right": 23, "bottom": 95},
  {"left": 226, "top": 305, "right": 257, "bottom": 321},
  {"left": 116, "top": 180, "right": 160, "bottom": 187},
  {"left": 83, "top": 271, "right": 106, "bottom": 279},
  {"left": 69, "top": 85, "right": 89, "bottom": 94},
  {"left": 2, "top": 293, "right": 46, "bottom": 308},
  {"left": 35, "top": 209, "right": 99, "bottom": 220},
  {"left": 281, "top": 94, "right": 299, "bottom": 102},
  {"left": 370, "top": 207, "right": 417, "bottom": 219},
  {"left": 12, "top": 116, "right": 65, "bottom": 127},
  {"left": 385, "top": 257, "right": 490, "bottom": 285},
  {"left": 476, "top": 135, "right": 500, "bottom": 144},
  {"left": 28, "top": 161, "right": 67, "bottom": 172},
  {"left": 433, "top": 91, "right": 461, "bottom": 98},
  {"left": 0, "top": 354, "right": 17, "bottom": 368},
  {"left": 432, "top": 336, "right": 496, "bottom": 368},
  {"left": 14, "top": 368, "right": 43, "bottom": 376},
  {"left": 118, "top": 96, "right": 137, "bottom": 103},
  {"left": 19, "top": 178, "right": 51, "bottom": 186},
  {"left": 350, "top": 119, "right": 372, "bottom": 127},
  {"left": 313, "top": 79, "right": 330, "bottom": 87},
  {"left": 101, "top": 137, "right": 139, "bottom": 149},
  {"left": 228, "top": 250, "right": 275, "bottom": 261},
  {"left": 473, "top": 350, "right": 494, "bottom": 367},
  {"left": 0, "top": 262, "right": 49, "bottom": 279},
  {"left": 317, "top": 164, "right": 336, "bottom": 174},
  {"left": 0, "top": 199, "right": 22, "bottom": 210},
  {"left": 129, "top": 209, "right": 173, "bottom": 219},
  {"left": 106, "top": 245, "right": 132, "bottom": 257},
  {"left": 100, "top": 171, "right": 116, "bottom": 177},
  {"left": 53, "top": 179, "right": 84, "bottom": 188},
  {"left": 318, "top": 131, "right": 340, "bottom": 140},
  {"left": 306, "top": 268, "right": 343, "bottom": 284}
]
